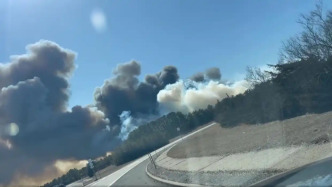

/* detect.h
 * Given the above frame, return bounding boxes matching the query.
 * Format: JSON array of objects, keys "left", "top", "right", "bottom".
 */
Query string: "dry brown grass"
[{"left": 168, "top": 111, "right": 332, "bottom": 158}]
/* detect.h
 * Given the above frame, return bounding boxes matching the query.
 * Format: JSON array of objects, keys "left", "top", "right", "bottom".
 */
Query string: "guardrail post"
[{"left": 148, "top": 153, "right": 157, "bottom": 169}]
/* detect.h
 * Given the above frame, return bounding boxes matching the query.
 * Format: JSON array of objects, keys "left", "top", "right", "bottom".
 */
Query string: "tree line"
[
  {"left": 44, "top": 4, "right": 332, "bottom": 186},
  {"left": 43, "top": 108, "right": 214, "bottom": 187},
  {"left": 215, "top": 4, "right": 332, "bottom": 126}
]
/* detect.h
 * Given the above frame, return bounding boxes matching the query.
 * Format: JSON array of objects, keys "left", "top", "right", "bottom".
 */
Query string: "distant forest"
[{"left": 44, "top": 4, "right": 332, "bottom": 187}]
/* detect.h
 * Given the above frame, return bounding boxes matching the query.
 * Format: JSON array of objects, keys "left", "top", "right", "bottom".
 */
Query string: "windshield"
[{"left": 2, "top": 1, "right": 332, "bottom": 186}]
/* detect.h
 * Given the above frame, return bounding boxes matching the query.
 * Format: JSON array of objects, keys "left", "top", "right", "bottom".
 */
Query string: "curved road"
[
  {"left": 85, "top": 123, "right": 216, "bottom": 187},
  {"left": 113, "top": 159, "right": 169, "bottom": 186}
]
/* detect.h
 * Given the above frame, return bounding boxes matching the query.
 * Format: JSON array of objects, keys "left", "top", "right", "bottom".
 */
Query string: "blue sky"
[{"left": 1, "top": 0, "right": 331, "bottom": 107}]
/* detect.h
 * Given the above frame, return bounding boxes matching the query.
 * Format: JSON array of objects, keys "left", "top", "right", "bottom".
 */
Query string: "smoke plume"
[
  {"left": 190, "top": 72, "right": 205, "bottom": 82},
  {"left": 157, "top": 80, "right": 248, "bottom": 113},
  {"left": 206, "top": 67, "right": 221, "bottom": 80},
  {"left": 118, "top": 111, "right": 137, "bottom": 141},
  {"left": 0, "top": 41, "right": 117, "bottom": 185},
  {"left": 190, "top": 67, "right": 222, "bottom": 82},
  {"left": 94, "top": 61, "right": 179, "bottom": 136},
  {"left": 0, "top": 40, "right": 247, "bottom": 186}
]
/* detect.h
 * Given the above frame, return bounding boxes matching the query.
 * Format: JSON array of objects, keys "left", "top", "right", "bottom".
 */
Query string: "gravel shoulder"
[
  {"left": 168, "top": 111, "right": 332, "bottom": 158},
  {"left": 147, "top": 111, "right": 332, "bottom": 186},
  {"left": 147, "top": 161, "right": 281, "bottom": 186}
]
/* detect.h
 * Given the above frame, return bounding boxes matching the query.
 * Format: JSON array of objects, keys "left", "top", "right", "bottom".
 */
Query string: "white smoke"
[
  {"left": 105, "top": 125, "right": 111, "bottom": 132},
  {"left": 118, "top": 111, "right": 137, "bottom": 141},
  {"left": 157, "top": 80, "right": 248, "bottom": 113},
  {"left": 117, "top": 111, "right": 161, "bottom": 141}
]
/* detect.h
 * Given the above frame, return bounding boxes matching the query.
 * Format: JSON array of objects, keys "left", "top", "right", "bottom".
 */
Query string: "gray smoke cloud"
[
  {"left": 94, "top": 62, "right": 179, "bottom": 135},
  {"left": 0, "top": 41, "right": 75, "bottom": 112},
  {"left": 206, "top": 67, "right": 221, "bottom": 80},
  {"left": 111, "top": 61, "right": 141, "bottom": 89},
  {"left": 190, "top": 72, "right": 205, "bottom": 82},
  {"left": 0, "top": 41, "right": 118, "bottom": 185},
  {"left": 0, "top": 40, "right": 244, "bottom": 186},
  {"left": 190, "top": 67, "right": 222, "bottom": 82}
]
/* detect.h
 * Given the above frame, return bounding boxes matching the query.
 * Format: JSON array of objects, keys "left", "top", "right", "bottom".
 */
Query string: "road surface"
[
  {"left": 85, "top": 122, "right": 216, "bottom": 186},
  {"left": 113, "top": 159, "right": 168, "bottom": 186}
]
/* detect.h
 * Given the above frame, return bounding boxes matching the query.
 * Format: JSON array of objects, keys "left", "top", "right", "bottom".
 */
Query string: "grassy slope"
[{"left": 168, "top": 111, "right": 332, "bottom": 158}]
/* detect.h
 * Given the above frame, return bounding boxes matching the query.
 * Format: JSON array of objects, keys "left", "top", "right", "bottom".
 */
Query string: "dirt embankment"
[{"left": 168, "top": 111, "right": 332, "bottom": 158}]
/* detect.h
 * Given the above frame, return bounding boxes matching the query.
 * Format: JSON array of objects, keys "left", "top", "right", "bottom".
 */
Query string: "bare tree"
[
  {"left": 245, "top": 66, "right": 271, "bottom": 87},
  {"left": 281, "top": 3, "right": 332, "bottom": 62}
]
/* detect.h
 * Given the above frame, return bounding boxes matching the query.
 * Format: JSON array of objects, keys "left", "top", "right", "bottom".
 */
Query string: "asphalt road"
[
  {"left": 112, "top": 159, "right": 169, "bottom": 186},
  {"left": 85, "top": 122, "right": 216, "bottom": 187}
]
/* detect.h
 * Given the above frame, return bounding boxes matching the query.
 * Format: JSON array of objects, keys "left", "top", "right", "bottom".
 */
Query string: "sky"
[{"left": 1, "top": 0, "right": 331, "bottom": 108}]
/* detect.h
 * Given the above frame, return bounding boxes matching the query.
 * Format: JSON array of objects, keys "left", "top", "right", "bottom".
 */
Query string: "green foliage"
[
  {"left": 215, "top": 57, "right": 332, "bottom": 126},
  {"left": 87, "top": 163, "right": 95, "bottom": 178},
  {"left": 112, "top": 109, "right": 214, "bottom": 165},
  {"left": 44, "top": 5, "right": 332, "bottom": 186},
  {"left": 43, "top": 168, "right": 86, "bottom": 187},
  {"left": 46, "top": 57, "right": 332, "bottom": 186},
  {"left": 43, "top": 106, "right": 214, "bottom": 187},
  {"left": 94, "top": 155, "right": 113, "bottom": 171}
]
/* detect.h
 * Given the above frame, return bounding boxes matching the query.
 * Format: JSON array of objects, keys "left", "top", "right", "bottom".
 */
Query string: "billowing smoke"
[
  {"left": 206, "top": 67, "right": 221, "bottom": 80},
  {"left": 0, "top": 40, "right": 248, "bottom": 185},
  {"left": 0, "top": 41, "right": 75, "bottom": 112},
  {"left": 190, "top": 67, "right": 222, "bottom": 82},
  {"left": 117, "top": 111, "right": 160, "bottom": 141},
  {"left": 0, "top": 41, "right": 118, "bottom": 185},
  {"left": 118, "top": 111, "right": 137, "bottom": 141},
  {"left": 157, "top": 80, "right": 248, "bottom": 113},
  {"left": 9, "top": 159, "right": 88, "bottom": 186},
  {"left": 117, "top": 111, "right": 149, "bottom": 141},
  {"left": 190, "top": 72, "right": 205, "bottom": 82},
  {"left": 94, "top": 61, "right": 179, "bottom": 137}
]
